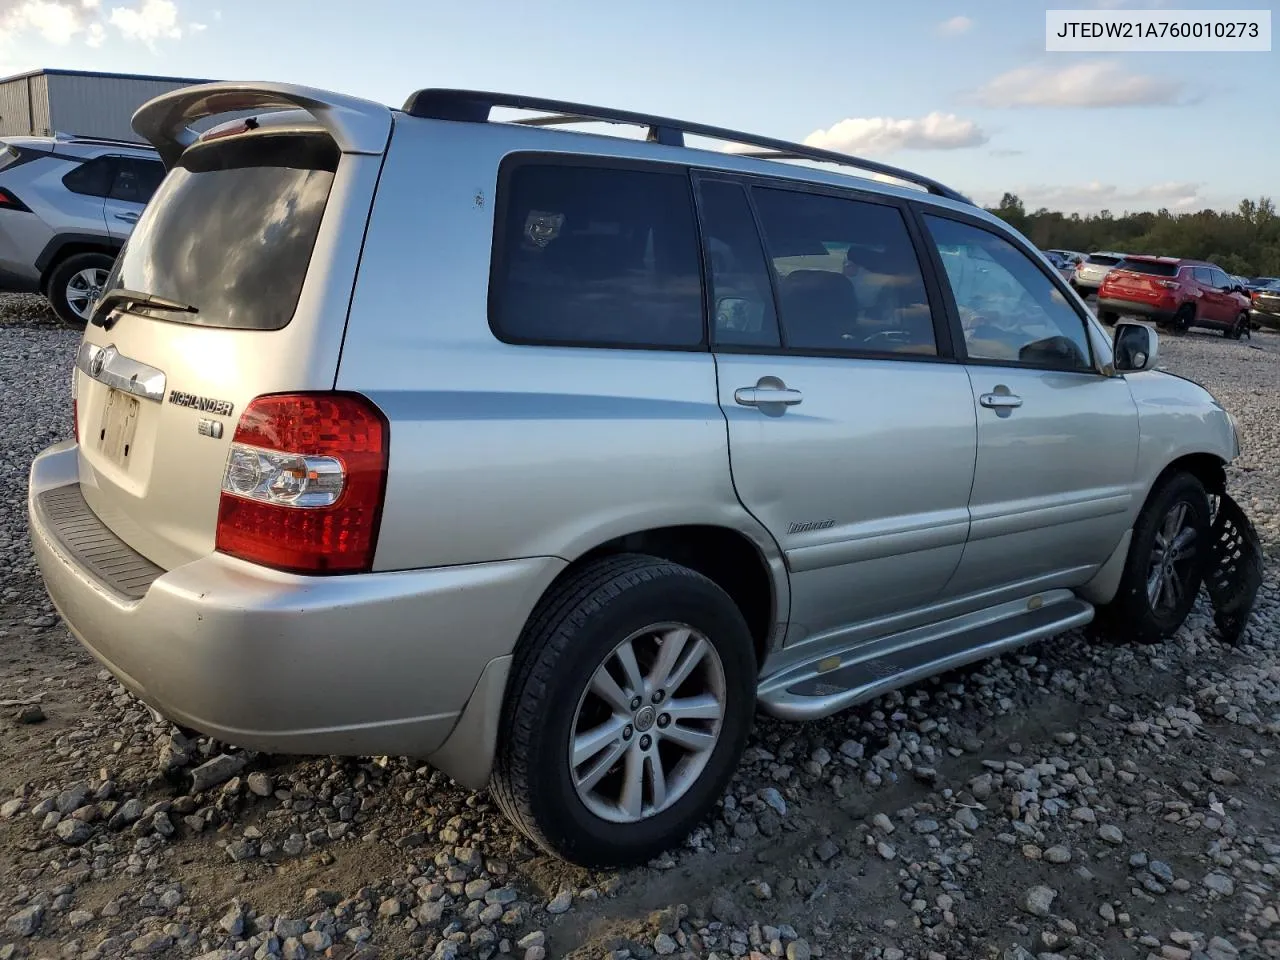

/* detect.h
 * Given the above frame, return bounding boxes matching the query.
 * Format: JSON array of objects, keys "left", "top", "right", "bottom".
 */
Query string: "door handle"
[
  {"left": 114, "top": 213, "right": 139, "bottom": 223},
  {"left": 979, "top": 392, "right": 1023, "bottom": 409},
  {"left": 735, "top": 385, "right": 803, "bottom": 407}
]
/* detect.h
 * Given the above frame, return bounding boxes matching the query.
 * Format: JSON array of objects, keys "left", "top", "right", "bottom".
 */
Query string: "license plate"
[{"left": 98, "top": 389, "right": 140, "bottom": 466}]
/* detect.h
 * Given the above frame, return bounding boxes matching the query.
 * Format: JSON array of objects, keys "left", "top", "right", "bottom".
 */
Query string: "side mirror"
[{"left": 1113, "top": 321, "right": 1159, "bottom": 373}]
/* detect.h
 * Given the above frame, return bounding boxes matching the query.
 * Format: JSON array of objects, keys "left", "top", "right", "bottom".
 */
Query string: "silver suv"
[
  {"left": 27, "top": 82, "right": 1259, "bottom": 868},
  {"left": 0, "top": 133, "right": 163, "bottom": 325},
  {"left": 1071, "top": 250, "right": 1127, "bottom": 295}
]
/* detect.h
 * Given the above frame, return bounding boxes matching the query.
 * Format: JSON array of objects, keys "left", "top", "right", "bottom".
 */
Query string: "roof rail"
[
  {"left": 401, "top": 89, "right": 973, "bottom": 205},
  {"left": 56, "top": 133, "right": 157, "bottom": 150}
]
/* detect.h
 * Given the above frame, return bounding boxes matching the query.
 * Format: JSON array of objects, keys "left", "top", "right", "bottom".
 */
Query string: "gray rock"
[
  {"left": 67, "top": 909, "right": 94, "bottom": 928},
  {"left": 912, "top": 818, "right": 940, "bottom": 834},
  {"left": 281, "top": 939, "right": 306, "bottom": 960},
  {"left": 130, "top": 932, "right": 174, "bottom": 954},
  {"left": 877, "top": 841, "right": 897, "bottom": 861},
  {"left": 759, "top": 787, "right": 787, "bottom": 817},
  {"left": 838, "top": 740, "right": 865, "bottom": 760},
  {"left": 1204, "top": 872, "right": 1235, "bottom": 896},
  {"left": 55, "top": 782, "right": 90, "bottom": 813},
  {"left": 108, "top": 797, "right": 145, "bottom": 830},
  {"left": 220, "top": 904, "right": 246, "bottom": 936},
  {"left": 190, "top": 754, "right": 247, "bottom": 792},
  {"left": 55, "top": 817, "right": 93, "bottom": 845},
  {"left": 1044, "top": 845, "right": 1072, "bottom": 864},
  {"left": 1022, "top": 885, "right": 1057, "bottom": 917},
  {"left": 225, "top": 839, "right": 257, "bottom": 862},
  {"left": 300, "top": 931, "right": 332, "bottom": 951},
  {"left": 787, "top": 940, "right": 812, "bottom": 960},
  {"left": 955, "top": 808, "right": 980, "bottom": 832},
  {"left": 653, "top": 933, "right": 677, "bottom": 955},
  {"left": 1148, "top": 860, "right": 1175, "bottom": 884},
  {"left": 0, "top": 798, "right": 23, "bottom": 819},
  {"left": 517, "top": 932, "right": 546, "bottom": 950},
  {"left": 815, "top": 838, "right": 840, "bottom": 861},
  {"left": 247, "top": 772, "right": 274, "bottom": 797},
  {"left": 545, "top": 890, "right": 573, "bottom": 915},
  {"left": 5, "top": 905, "right": 43, "bottom": 937},
  {"left": 1098, "top": 824, "right": 1125, "bottom": 845}
]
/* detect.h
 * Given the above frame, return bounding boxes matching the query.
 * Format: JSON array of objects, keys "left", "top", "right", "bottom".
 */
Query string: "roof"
[{"left": 0, "top": 67, "right": 211, "bottom": 85}]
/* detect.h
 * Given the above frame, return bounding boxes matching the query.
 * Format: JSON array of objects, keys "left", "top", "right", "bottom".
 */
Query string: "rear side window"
[
  {"left": 1116, "top": 259, "right": 1178, "bottom": 277},
  {"left": 1086, "top": 254, "right": 1121, "bottom": 266},
  {"left": 491, "top": 163, "right": 704, "bottom": 348},
  {"left": 1193, "top": 267, "right": 1214, "bottom": 285},
  {"left": 104, "top": 134, "right": 337, "bottom": 331},
  {"left": 751, "top": 187, "right": 938, "bottom": 355},
  {"left": 698, "top": 179, "right": 781, "bottom": 348},
  {"left": 63, "top": 156, "right": 117, "bottom": 197}
]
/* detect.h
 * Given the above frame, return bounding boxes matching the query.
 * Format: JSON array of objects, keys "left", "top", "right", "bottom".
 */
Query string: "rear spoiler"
[{"left": 132, "top": 81, "right": 394, "bottom": 167}]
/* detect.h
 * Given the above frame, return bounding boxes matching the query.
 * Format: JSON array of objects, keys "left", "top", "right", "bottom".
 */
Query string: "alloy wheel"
[
  {"left": 65, "top": 268, "right": 109, "bottom": 321},
  {"left": 1146, "top": 501, "right": 1199, "bottom": 615},
  {"left": 568, "top": 622, "right": 726, "bottom": 824}
]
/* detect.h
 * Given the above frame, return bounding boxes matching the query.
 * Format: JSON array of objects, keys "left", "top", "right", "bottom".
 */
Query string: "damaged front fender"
[{"left": 1204, "top": 492, "right": 1265, "bottom": 645}]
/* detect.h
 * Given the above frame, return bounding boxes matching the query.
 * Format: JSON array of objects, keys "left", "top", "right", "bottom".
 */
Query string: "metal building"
[{"left": 0, "top": 68, "right": 212, "bottom": 143}]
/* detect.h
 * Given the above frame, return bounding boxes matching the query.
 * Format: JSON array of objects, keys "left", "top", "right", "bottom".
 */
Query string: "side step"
[{"left": 758, "top": 594, "right": 1094, "bottom": 721}]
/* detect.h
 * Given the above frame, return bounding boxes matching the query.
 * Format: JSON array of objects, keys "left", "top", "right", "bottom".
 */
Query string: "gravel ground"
[{"left": 1, "top": 293, "right": 1278, "bottom": 960}]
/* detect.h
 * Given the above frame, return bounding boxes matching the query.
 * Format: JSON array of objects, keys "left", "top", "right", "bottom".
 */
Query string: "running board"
[{"left": 758, "top": 594, "right": 1094, "bottom": 721}]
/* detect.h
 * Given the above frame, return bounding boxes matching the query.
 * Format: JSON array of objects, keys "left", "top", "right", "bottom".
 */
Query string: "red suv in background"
[{"left": 1097, "top": 257, "right": 1251, "bottom": 338}]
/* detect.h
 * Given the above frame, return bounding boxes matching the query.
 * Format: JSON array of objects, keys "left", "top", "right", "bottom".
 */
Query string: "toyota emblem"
[{"left": 89, "top": 346, "right": 113, "bottom": 378}]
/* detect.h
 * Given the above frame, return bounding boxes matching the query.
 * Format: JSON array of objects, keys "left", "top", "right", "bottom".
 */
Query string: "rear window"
[
  {"left": 103, "top": 133, "right": 338, "bottom": 331},
  {"left": 1086, "top": 254, "right": 1122, "bottom": 266},
  {"left": 490, "top": 162, "right": 704, "bottom": 348},
  {"left": 1115, "top": 259, "right": 1178, "bottom": 278}
]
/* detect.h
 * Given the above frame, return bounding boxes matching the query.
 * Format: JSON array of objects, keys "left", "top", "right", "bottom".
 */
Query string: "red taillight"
[
  {"left": 215, "top": 392, "right": 389, "bottom": 575},
  {"left": 0, "top": 187, "right": 29, "bottom": 211}
]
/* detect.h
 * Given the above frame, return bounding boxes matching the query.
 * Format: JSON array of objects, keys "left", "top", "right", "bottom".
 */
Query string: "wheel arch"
[{"left": 36, "top": 235, "right": 123, "bottom": 292}]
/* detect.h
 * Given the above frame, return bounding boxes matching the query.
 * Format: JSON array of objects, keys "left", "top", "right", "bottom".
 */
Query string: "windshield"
[
  {"left": 1115, "top": 259, "right": 1178, "bottom": 278},
  {"left": 104, "top": 133, "right": 338, "bottom": 331},
  {"left": 1086, "top": 254, "right": 1122, "bottom": 266}
]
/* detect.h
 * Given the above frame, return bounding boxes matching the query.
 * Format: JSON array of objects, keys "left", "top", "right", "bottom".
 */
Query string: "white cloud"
[
  {"left": 984, "top": 181, "right": 1206, "bottom": 213},
  {"left": 974, "top": 60, "right": 1183, "bottom": 108},
  {"left": 109, "top": 0, "right": 181, "bottom": 43},
  {"left": 937, "top": 15, "right": 972, "bottom": 35},
  {"left": 0, "top": 0, "right": 192, "bottom": 47},
  {"left": 804, "top": 112, "right": 988, "bottom": 156}
]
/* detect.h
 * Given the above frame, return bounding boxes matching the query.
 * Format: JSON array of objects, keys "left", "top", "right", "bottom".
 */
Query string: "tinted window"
[
  {"left": 925, "top": 215, "right": 1092, "bottom": 372},
  {"left": 492, "top": 164, "right": 703, "bottom": 347},
  {"left": 750, "top": 188, "right": 937, "bottom": 355},
  {"left": 62, "top": 156, "right": 116, "bottom": 197},
  {"left": 1193, "top": 267, "right": 1214, "bottom": 285},
  {"left": 1210, "top": 268, "right": 1233, "bottom": 288},
  {"left": 104, "top": 133, "right": 337, "bottom": 331},
  {"left": 698, "top": 179, "right": 780, "bottom": 348},
  {"left": 1086, "top": 254, "right": 1121, "bottom": 266},
  {"left": 1116, "top": 259, "right": 1178, "bottom": 278},
  {"left": 109, "top": 158, "right": 165, "bottom": 204}
]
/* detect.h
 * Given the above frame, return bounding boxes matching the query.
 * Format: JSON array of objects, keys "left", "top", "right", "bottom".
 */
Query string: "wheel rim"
[
  {"left": 568, "top": 622, "right": 726, "bottom": 824},
  {"left": 65, "top": 268, "right": 109, "bottom": 320},
  {"left": 1146, "top": 501, "right": 1198, "bottom": 616}
]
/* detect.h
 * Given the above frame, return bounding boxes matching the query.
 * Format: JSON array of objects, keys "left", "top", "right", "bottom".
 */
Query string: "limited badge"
[{"left": 524, "top": 211, "right": 564, "bottom": 248}]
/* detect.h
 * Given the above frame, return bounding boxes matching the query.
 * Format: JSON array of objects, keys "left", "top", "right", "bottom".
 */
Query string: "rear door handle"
[
  {"left": 735, "top": 385, "right": 803, "bottom": 407},
  {"left": 114, "top": 212, "right": 139, "bottom": 223},
  {"left": 979, "top": 392, "right": 1023, "bottom": 409}
]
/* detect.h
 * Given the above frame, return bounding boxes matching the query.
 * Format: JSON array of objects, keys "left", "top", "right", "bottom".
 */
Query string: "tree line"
[{"left": 986, "top": 193, "right": 1280, "bottom": 278}]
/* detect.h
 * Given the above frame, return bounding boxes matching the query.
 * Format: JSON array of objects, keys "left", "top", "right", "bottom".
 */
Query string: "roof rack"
[
  {"left": 402, "top": 89, "right": 973, "bottom": 205},
  {"left": 55, "top": 132, "right": 156, "bottom": 150}
]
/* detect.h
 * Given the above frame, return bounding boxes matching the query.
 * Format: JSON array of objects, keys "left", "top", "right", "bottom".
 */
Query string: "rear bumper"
[
  {"left": 1096, "top": 297, "right": 1176, "bottom": 323},
  {"left": 28, "top": 441, "right": 564, "bottom": 764}
]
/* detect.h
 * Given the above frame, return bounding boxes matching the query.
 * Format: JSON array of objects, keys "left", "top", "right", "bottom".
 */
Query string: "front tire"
[
  {"left": 1096, "top": 472, "right": 1211, "bottom": 644},
  {"left": 46, "top": 252, "right": 115, "bottom": 328},
  {"left": 490, "top": 554, "right": 756, "bottom": 867},
  {"left": 1099, "top": 309, "right": 1118, "bottom": 325},
  {"left": 1228, "top": 312, "right": 1248, "bottom": 340},
  {"left": 1171, "top": 304, "right": 1195, "bottom": 336}
]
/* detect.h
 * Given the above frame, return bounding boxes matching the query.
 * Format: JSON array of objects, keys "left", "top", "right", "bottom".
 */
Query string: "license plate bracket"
[{"left": 98, "top": 388, "right": 140, "bottom": 466}]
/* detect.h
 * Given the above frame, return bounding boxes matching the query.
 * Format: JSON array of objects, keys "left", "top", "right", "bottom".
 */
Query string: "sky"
[{"left": 0, "top": 0, "right": 1275, "bottom": 214}]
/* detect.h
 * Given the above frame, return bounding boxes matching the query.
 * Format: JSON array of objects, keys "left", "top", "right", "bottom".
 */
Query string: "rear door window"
[
  {"left": 103, "top": 133, "right": 338, "bottom": 331},
  {"left": 63, "top": 156, "right": 117, "bottom": 197},
  {"left": 490, "top": 162, "right": 704, "bottom": 348},
  {"left": 749, "top": 187, "right": 939, "bottom": 356},
  {"left": 109, "top": 158, "right": 166, "bottom": 204}
]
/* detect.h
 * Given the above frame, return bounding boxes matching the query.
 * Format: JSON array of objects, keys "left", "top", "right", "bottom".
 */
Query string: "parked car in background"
[
  {"left": 27, "top": 80, "right": 1250, "bottom": 868},
  {"left": 1245, "top": 276, "right": 1279, "bottom": 292},
  {"left": 1097, "top": 255, "right": 1251, "bottom": 338},
  {"left": 1248, "top": 278, "right": 1280, "bottom": 331},
  {"left": 1072, "top": 251, "right": 1127, "bottom": 295},
  {"left": 0, "top": 133, "right": 164, "bottom": 326},
  {"left": 1043, "top": 250, "right": 1075, "bottom": 281},
  {"left": 1047, "top": 248, "right": 1085, "bottom": 265}
]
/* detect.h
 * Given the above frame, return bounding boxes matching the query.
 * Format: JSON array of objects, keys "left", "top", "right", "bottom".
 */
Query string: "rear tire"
[
  {"left": 46, "top": 252, "right": 115, "bottom": 328},
  {"left": 1171, "top": 304, "right": 1195, "bottom": 336},
  {"left": 1095, "top": 472, "right": 1211, "bottom": 644},
  {"left": 490, "top": 554, "right": 757, "bottom": 868}
]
